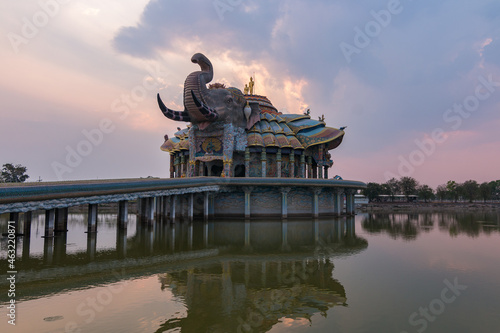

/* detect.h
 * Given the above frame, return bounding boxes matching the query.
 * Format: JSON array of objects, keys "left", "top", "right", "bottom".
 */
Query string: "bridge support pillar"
[
  {"left": 23, "top": 212, "right": 32, "bottom": 236},
  {"left": 203, "top": 192, "right": 209, "bottom": 221},
  {"left": 345, "top": 190, "right": 355, "bottom": 216},
  {"left": 333, "top": 189, "right": 343, "bottom": 216},
  {"left": 43, "top": 236, "right": 54, "bottom": 265},
  {"left": 162, "top": 196, "right": 169, "bottom": 219},
  {"left": 311, "top": 188, "right": 322, "bottom": 219},
  {"left": 171, "top": 195, "right": 177, "bottom": 223},
  {"left": 87, "top": 204, "right": 98, "bottom": 233},
  {"left": 87, "top": 232, "right": 97, "bottom": 261},
  {"left": 55, "top": 208, "right": 68, "bottom": 232},
  {"left": 44, "top": 209, "right": 55, "bottom": 238},
  {"left": 281, "top": 187, "right": 291, "bottom": 219},
  {"left": 118, "top": 200, "right": 128, "bottom": 228},
  {"left": 188, "top": 193, "right": 194, "bottom": 222},
  {"left": 243, "top": 187, "right": 253, "bottom": 219}
]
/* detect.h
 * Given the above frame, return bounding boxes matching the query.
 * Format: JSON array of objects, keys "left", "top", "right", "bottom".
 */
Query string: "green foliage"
[
  {"left": 383, "top": 178, "right": 400, "bottom": 201},
  {"left": 362, "top": 182, "right": 384, "bottom": 202},
  {"left": 461, "top": 180, "right": 479, "bottom": 203},
  {"left": 417, "top": 185, "right": 434, "bottom": 202},
  {"left": 399, "top": 177, "right": 419, "bottom": 201},
  {"left": 479, "top": 182, "right": 493, "bottom": 202},
  {"left": 1, "top": 163, "right": 29, "bottom": 183},
  {"left": 436, "top": 184, "right": 447, "bottom": 201}
]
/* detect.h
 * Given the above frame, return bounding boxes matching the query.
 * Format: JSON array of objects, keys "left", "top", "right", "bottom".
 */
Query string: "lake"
[{"left": 1, "top": 210, "right": 499, "bottom": 332}]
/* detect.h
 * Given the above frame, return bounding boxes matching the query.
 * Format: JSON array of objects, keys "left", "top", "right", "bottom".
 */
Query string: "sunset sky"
[{"left": 1, "top": 0, "right": 499, "bottom": 187}]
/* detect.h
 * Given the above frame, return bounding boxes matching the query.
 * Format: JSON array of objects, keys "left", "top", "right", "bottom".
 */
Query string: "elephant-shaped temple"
[{"left": 158, "top": 53, "right": 345, "bottom": 179}]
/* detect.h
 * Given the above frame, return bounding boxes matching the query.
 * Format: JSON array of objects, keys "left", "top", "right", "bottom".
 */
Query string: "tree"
[
  {"left": 418, "top": 185, "right": 434, "bottom": 203},
  {"left": 446, "top": 180, "right": 459, "bottom": 202},
  {"left": 436, "top": 184, "right": 448, "bottom": 201},
  {"left": 1, "top": 163, "right": 29, "bottom": 183},
  {"left": 489, "top": 180, "right": 500, "bottom": 201},
  {"left": 479, "top": 182, "right": 493, "bottom": 202},
  {"left": 384, "top": 178, "right": 400, "bottom": 202},
  {"left": 399, "top": 177, "right": 419, "bottom": 202},
  {"left": 363, "top": 182, "right": 384, "bottom": 202},
  {"left": 461, "top": 180, "right": 479, "bottom": 203}
]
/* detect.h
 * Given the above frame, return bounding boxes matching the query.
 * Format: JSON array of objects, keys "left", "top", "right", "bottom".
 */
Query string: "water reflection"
[{"left": 361, "top": 211, "right": 499, "bottom": 240}]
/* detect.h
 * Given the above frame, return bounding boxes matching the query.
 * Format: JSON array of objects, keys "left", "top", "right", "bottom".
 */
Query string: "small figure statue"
[
  {"left": 248, "top": 77, "right": 255, "bottom": 95},
  {"left": 319, "top": 114, "right": 325, "bottom": 121},
  {"left": 244, "top": 84, "right": 249, "bottom": 95},
  {"left": 304, "top": 108, "right": 310, "bottom": 115}
]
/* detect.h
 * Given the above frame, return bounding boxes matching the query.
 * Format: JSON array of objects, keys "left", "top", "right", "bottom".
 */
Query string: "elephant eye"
[{"left": 226, "top": 97, "right": 233, "bottom": 105}]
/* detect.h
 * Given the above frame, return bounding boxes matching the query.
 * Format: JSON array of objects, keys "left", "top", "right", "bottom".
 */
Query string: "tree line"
[
  {"left": 0, "top": 163, "right": 29, "bottom": 183},
  {"left": 362, "top": 177, "right": 500, "bottom": 203}
]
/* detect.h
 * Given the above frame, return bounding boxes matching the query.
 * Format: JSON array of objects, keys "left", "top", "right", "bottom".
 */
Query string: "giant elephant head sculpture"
[{"left": 157, "top": 53, "right": 261, "bottom": 131}]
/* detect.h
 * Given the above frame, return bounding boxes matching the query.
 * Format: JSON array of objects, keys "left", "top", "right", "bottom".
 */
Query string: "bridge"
[{"left": 1, "top": 177, "right": 366, "bottom": 238}]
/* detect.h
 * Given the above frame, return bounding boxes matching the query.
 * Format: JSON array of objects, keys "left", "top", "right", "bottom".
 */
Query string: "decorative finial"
[
  {"left": 319, "top": 114, "right": 325, "bottom": 121},
  {"left": 304, "top": 108, "right": 310, "bottom": 115},
  {"left": 339, "top": 126, "right": 347, "bottom": 131}
]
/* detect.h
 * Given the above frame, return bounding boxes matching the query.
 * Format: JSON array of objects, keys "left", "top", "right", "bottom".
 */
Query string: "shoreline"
[{"left": 359, "top": 202, "right": 500, "bottom": 212}]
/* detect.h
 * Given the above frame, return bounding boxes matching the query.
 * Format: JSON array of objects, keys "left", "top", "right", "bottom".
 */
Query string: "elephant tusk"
[
  {"left": 190, "top": 90, "right": 219, "bottom": 121},
  {"left": 157, "top": 93, "right": 191, "bottom": 122}
]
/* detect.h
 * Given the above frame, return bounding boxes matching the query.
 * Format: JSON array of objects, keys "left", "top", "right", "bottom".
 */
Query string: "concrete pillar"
[
  {"left": 174, "top": 156, "right": 180, "bottom": 178},
  {"left": 147, "top": 197, "right": 155, "bottom": 222},
  {"left": 281, "top": 187, "right": 291, "bottom": 219},
  {"left": 312, "top": 188, "right": 322, "bottom": 218},
  {"left": 308, "top": 156, "right": 313, "bottom": 179},
  {"left": 171, "top": 195, "right": 177, "bottom": 223},
  {"left": 188, "top": 193, "right": 194, "bottom": 222},
  {"left": 261, "top": 149, "right": 267, "bottom": 177},
  {"left": 324, "top": 166, "right": 329, "bottom": 179},
  {"left": 204, "top": 192, "right": 210, "bottom": 221},
  {"left": 55, "top": 207, "right": 68, "bottom": 232},
  {"left": 245, "top": 147, "right": 250, "bottom": 177},
  {"left": 300, "top": 154, "right": 306, "bottom": 178},
  {"left": 156, "top": 196, "right": 163, "bottom": 217},
  {"left": 23, "top": 211, "right": 32, "bottom": 236},
  {"left": 346, "top": 190, "right": 355, "bottom": 215},
  {"left": 45, "top": 209, "right": 55, "bottom": 238},
  {"left": 243, "top": 186, "right": 254, "bottom": 219},
  {"left": 276, "top": 149, "right": 282, "bottom": 178},
  {"left": 118, "top": 200, "right": 128, "bottom": 228},
  {"left": 87, "top": 204, "right": 98, "bottom": 233},
  {"left": 333, "top": 189, "right": 343, "bottom": 216},
  {"left": 162, "top": 196, "right": 169, "bottom": 218},
  {"left": 209, "top": 194, "right": 215, "bottom": 219},
  {"left": 289, "top": 150, "right": 295, "bottom": 178},
  {"left": 9, "top": 212, "right": 19, "bottom": 223},
  {"left": 180, "top": 155, "right": 186, "bottom": 177}
]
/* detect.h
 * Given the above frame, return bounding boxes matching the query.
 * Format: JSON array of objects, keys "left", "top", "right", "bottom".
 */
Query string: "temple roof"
[{"left": 161, "top": 95, "right": 344, "bottom": 153}]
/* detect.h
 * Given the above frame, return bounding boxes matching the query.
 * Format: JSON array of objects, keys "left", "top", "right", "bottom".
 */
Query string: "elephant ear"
[{"left": 246, "top": 101, "right": 261, "bottom": 130}]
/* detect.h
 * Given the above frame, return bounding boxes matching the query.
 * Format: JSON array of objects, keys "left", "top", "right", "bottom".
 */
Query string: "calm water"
[{"left": 1, "top": 211, "right": 499, "bottom": 332}]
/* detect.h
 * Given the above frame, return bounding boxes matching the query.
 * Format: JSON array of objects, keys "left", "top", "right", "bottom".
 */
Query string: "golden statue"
[
  {"left": 248, "top": 77, "right": 255, "bottom": 95},
  {"left": 244, "top": 84, "right": 249, "bottom": 95}
]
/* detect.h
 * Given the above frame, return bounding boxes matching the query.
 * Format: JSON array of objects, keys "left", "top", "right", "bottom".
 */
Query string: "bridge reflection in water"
[{"left": 0, "top": 213, "right": 367, "bottom": 331}]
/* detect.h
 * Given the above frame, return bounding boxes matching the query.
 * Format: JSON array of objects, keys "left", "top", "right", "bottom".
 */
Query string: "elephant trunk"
[{"left": 183, "top": 53, "right": 214, "bottom": 123}]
